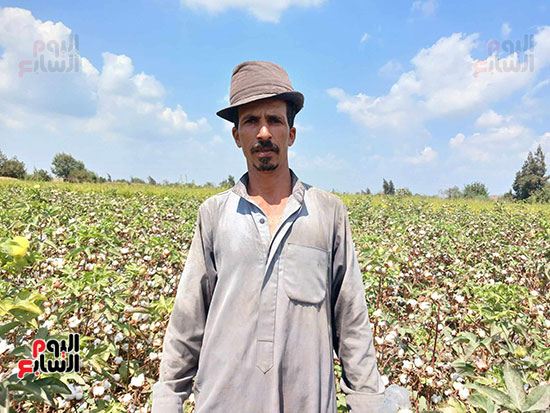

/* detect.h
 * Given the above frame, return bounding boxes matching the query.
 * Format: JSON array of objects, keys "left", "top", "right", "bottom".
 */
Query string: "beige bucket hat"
[{"left": 216, "top": 60, "right": 304, "bottom": 123}]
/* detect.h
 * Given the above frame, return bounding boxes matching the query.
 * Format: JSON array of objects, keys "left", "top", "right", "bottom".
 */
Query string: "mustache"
[{"left": 251, "top": 141, "right": 280, "bottom": 154}]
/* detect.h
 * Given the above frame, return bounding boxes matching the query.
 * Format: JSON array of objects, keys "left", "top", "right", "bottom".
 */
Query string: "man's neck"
[{"left": 246, "top": 166, "right": 292, "bottom": 206}]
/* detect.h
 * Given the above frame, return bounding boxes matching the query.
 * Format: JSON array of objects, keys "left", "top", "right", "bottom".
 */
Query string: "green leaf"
[
  {"left": 503, "top": 361, "right": 526, "bottom": 410},
  {"left": 525, "top": 385, "right": 550, "bottom": 412},
  {"left": 0, "top": 321, "right": 19, "bottom": 337},
  {"left": 469, "top": 391, "right": 496, "bottom": 413},
  {"left": 472, "top": 383, "right": 513, "bottom": 408}
]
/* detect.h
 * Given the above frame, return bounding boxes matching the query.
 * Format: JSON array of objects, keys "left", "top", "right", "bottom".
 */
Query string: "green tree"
[
  {"left": 0, "top": 157, "right": 26, "bottom": 179},
  {"left": 441, "top": 186, "right": 462, "bottom": 199},
  {"left": 396, "top": 187, "right": 412, "bottom": 197},
  {"left": 51, "top": 153, "right": 85, "bottom": 179},
  {"left": 0, "top": 149, "right": 7, "bottom": 170},
  {"left": 66, "top": 168, "right": 95, "bottom": 183},
  {"left": 219, "top": 175, "right": 236, "bottom": 188},
  {"left": 463, "top": 182, "right": 489, "bottom": 199},
  {"left": 383, "top": 179, "right": 395, "bottom": 195},
  {"left": 147, "top": 176, "right": 157, "bottom": 185},
  {"left": 28, "top": 168, "right": 52, "bottom": 182},
  {"left": 130, "top": 177, "right": 145, "bottom": 184},
  {"left": 512, "top": 145, "right": 549, "bottom": 200}
]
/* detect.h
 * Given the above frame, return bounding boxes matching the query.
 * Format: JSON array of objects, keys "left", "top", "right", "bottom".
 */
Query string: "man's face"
[{"left": 232, "top": 98, "right": 296, "bottom": 172}]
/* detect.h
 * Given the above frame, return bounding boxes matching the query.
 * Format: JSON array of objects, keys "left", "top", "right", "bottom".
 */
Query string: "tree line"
[
  {"left": 0, "top": 147, "right": 548, "bottom": 202},
  {"left": 359, "top": 145, "right": 549, "bottom": 203},
  {"left": 0, "top": 150, "right": 237, "bottom": 189}
]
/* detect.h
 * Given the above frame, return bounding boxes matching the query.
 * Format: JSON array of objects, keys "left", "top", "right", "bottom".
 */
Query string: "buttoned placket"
[{"left": 231, "top": 170, "right": 305, "bottom": 374}]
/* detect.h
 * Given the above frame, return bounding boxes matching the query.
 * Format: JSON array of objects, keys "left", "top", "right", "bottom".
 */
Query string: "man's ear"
[
  {"left": 232, "top": 126, "right": 242, "bottom": 148},
  {"left": 288, "top": 126, "right": 296, "bottom": 147}
]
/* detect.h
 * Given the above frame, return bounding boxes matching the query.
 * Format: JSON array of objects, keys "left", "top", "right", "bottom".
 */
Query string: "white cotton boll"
[
  {"left": 432, "top": 394, "right": 441, "bottom": 404},
  {"left": 114, "top": 356, "right": 123, "bottom": 365},
  {"left": 453, "top": 381, "right": 464, "bottom": 391},
  {"left": 114, "top": 332, "right": 124, "bottom": 343},
  {"left": 431, "top": 291, "right": 443, "bottom": 301},
  {"left": 381, "top": 375, "right": 389, "bottom": 386},
  {"left": 122, "top": 394, "right": 133, "bottom": 405},
  {"left": 75, "top": 391, "right": 83, "bottom": 401},
  {"left": 414, "top": 357, "right": 423, "bottom": 368},
  {"left": 402, "top": 360, "right": 412, "bottom": 371},
  {"left": 92, "top": 385, "right": 105, "bottom": 397},
  {"left": 122, "top": 343, "right": 129, "bottom": 351},
  {"left": 419, "top": 302, "right": 431, "bottom": 311},
  {"left": 103, "top": 381, "right": 111, "bottom": 390},
  {"left": 68, "top": 316, "right": 81, "bottom": 328},
  {"left": 104, "top": 395, "right": 111, "bottom": 402},
  {"left": 113, "top": 374, "right": 120, "bottom": 382},
  {"left": 373, "top": 309, "right": 383, "bottom": 318},
  {"left": 399, "top": 374, "right": 408, "bottom": 384},
  {"left": 150, "top": 352, "right": 158, "bottom": 360},
  {"left": 426, "top": 366, "right": 434, "bottom": 376},
  {"left": 459, "top": 388, "right": 469, "bottom": 400},
  {"left": 454, "top": 294, "right": 465, "bottom": 303},
  {"left": 130, "top": 373, "right": 145, "bottom": 388}
]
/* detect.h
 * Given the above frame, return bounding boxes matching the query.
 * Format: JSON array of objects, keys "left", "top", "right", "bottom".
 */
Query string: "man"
[{"left": 152, "top": 61, "right": 386, "bottom": 412}]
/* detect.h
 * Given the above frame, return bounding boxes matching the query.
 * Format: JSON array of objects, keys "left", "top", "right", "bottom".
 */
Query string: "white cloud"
[
  {"left": 0, "top": 7, "right": 209, "bottom": 144},
  {"left": 377, "top": 59, "right": 404, "bottom": 78},
  {"left": 404, "top": 146, "right": 438, "bottom": 164},
  {"left": 411, "top": 0, "right": 439, "bottom": 17},
  {"left": 501, "top": 22, "right": 512, "bottom": 38},
  {"left": 329, "top": 27, "right": 550, "bottom": 132},
  {"left": 449, "top": 124, "right": 532, "bottom": 163},
  {"left": 360, "top": 33, "right": 370, "bottom": 44},
  {"left": 180, "top": 0, "right": 325, "bottom": 23},
  {"left": 475, "top": 109, "right": 505, "bottom": 129},
  {"left": 288, "top": 150, "right": 347, "bottom": 171}
]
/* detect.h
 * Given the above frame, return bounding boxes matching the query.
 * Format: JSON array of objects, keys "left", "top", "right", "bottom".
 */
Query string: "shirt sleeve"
[
  {"left": 152, "top": 204, "right": 216, "bottom": 413},
  {"left": 331, "top": 200, "right": 386, "bottom": 413}
]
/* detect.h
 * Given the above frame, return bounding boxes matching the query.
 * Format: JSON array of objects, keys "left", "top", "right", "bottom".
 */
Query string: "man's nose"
[{"left": 256, "top": 124, "right": 272, "bottom": 140}]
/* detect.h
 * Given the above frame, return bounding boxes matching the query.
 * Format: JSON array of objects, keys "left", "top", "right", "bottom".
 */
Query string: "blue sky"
[{"left": 0, "top": 1, "right": 549, "bottom": 195}]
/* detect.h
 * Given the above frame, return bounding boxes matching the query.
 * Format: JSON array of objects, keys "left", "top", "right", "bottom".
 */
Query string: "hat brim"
[{"left": 216, "top": 91, "right": 304, "bottom": 124}]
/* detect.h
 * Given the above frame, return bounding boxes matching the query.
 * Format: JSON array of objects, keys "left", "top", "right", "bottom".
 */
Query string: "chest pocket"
[{"left": 282, "top": 242, "right": 329, "bottom": 305}]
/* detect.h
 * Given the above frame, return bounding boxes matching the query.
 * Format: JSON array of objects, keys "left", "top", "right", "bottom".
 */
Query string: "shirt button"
[{"left": 259, "top": 218, "right": 266, "bottom": 224}]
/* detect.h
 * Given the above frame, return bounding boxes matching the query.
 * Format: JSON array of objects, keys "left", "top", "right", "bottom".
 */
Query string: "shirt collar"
[{"left": 231, "top": 168, "right": 306, "bottom": 204}]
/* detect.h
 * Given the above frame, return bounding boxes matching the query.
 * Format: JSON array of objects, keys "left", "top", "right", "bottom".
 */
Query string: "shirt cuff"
[
  {"left": 346, "top": 391, "right": 386, "bottom": 413},
  {"left": 151, "top": 381, "right": 185, "bottom": 413}
]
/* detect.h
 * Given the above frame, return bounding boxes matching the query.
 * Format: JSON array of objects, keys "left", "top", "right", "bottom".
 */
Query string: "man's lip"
[{"left": 256, "top": 149, "right": 275, "bottom": 155}]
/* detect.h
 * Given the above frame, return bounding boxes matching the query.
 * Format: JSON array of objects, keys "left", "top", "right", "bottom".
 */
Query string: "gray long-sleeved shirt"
[{"left": 151, "top": 169, "right": 385, "bottom": 413}]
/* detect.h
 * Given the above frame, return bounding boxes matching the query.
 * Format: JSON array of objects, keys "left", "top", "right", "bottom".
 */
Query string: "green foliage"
[
  {"left": 442, "top": 186, "right": 462, "bottom": 199},
  {"left": 512, "top": 145, "right": 549, "bottom": 200},
  {"left": 0, "top": 181, "right": 549, "bottom": 412},
  {"left": 471, "top": 362, "right": 550, "bottom": 412},
  {"left": 130, "top": 177, "right": 145, "bottom": 184},
  {"left": 218, "top": 175, "right": 235, "bottom": 188},
  {"left": 66, "top": 168, "right": 97, "bottom": 183},
  {"left": 383, "top": 178, "right": 395, "bottom": 195},
  {"left": 463, "top": 181, "right": 489, "bottom": 199},
  {"left": 527, "top": 183, "right": 550, "bottom": 204},
  {"left": 0, "top": 157, "right": 26, "bottom": 179},
  {"left": 396, "top": 187, "right": 412, "bottom": 197},
  {"left": 51, "top": 153, "right": 85, "bottom": 179},
  {"left": 27, "top": 168, "right": 52, "bottom": 182},
  {"left": 0, "top": 149, "right": 7, "bottom": 169}
]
